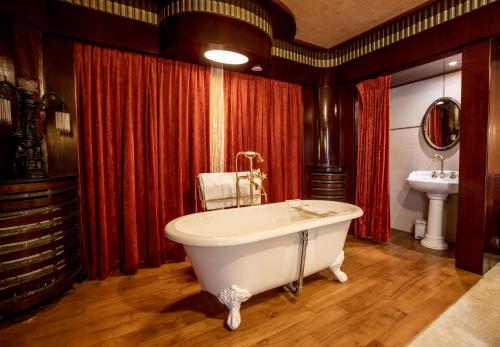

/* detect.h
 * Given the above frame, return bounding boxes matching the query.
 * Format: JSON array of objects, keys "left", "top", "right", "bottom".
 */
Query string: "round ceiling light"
[{"left": 204, "top": 50, "right": 249, "bottom": 65}]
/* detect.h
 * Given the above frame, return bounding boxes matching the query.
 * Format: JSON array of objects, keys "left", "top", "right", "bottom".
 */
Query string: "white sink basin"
[
  {"left": 407, "top": 170, "right": 458, "bottom": 195},
  {"left": 407, "top": 170, "right": 459, "bottom": 251}
]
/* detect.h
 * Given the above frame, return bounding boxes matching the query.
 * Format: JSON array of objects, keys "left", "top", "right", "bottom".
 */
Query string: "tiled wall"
[{"left": 389, "top": 71, "right": 461, "bottom": 242}]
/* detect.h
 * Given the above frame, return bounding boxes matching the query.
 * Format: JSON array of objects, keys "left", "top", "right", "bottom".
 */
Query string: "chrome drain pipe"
[{"left": 284, "top": 230, "right": 309, "bottom": 296}]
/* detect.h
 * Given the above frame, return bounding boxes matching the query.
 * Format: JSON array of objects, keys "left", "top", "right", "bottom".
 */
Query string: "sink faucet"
[{"left": 433, "top": 154, "right": 445, "bottom": 178}]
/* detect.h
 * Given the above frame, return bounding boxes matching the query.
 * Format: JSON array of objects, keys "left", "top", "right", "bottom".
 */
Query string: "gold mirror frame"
[{"left": 421, "top": 97, "right": 461, "bottom": 151}]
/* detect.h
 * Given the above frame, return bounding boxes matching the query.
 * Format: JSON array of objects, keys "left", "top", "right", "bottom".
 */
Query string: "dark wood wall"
[
  {"left": 485, "top": 41, "right": 500, "bottom": 259},
  {"left": 0, "top": 15, "right": 78, "bottom": 178},
  {"left": 43, "top": 35, "right": 79, "bottom": 176},
  {"left": 455, "top": 39, "right": 492, "bottom": 274}
]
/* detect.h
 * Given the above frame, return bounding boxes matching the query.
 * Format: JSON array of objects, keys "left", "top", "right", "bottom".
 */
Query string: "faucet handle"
[{"left": 449, "top": 171, "right": 457, "bottom": 179}]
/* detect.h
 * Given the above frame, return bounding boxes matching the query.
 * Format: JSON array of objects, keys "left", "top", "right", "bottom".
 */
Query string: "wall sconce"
[
  {"left": 0, "top": 80, "right": 17, "bottom": 126},
  {"left": 0, "top": 97, "right": 12, "bottom": 125},
  {"left": 55, "top": 109, "right": 71, "bottom": 135},
  {"left": 40, "top": 92, "right": 71, "bottom": 136}
]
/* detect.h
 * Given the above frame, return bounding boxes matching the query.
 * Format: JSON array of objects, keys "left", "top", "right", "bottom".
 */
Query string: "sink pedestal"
[{"left": 421, "top": 193, "right": 448, "bottom": 250}]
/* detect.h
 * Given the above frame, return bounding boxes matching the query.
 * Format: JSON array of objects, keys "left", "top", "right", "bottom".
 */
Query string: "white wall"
[{"left": 390, "top": 71, "right": 461, "bottom": 242}]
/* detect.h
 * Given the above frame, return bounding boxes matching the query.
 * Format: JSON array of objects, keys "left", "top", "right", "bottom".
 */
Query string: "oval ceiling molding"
[{"left": 159, "top": 0, "right": 273, "bottom": 38}]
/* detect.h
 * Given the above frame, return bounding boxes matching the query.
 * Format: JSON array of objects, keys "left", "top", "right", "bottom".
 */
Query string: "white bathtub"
[{"left": 165, "top": 200, "right": 363, "bottom": 330}]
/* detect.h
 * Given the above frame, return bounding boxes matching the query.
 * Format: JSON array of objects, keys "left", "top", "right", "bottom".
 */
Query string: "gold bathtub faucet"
[{"left": 235, "top": 151, "right": 268, "bottom": 208}]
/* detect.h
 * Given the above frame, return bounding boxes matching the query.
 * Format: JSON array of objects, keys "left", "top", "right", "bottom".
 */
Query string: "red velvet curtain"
[
  {"left": 355, "top": 76, "right": 391, "bottom": 242},
  {"left": 428, "top": 107, "right": 443, "bottom": 147},
  {"left": 223, "top": 71, "right": 303, "bottom": 202},
  {"left": 75, "top": 43, "right": 210, "bottom": 279}
]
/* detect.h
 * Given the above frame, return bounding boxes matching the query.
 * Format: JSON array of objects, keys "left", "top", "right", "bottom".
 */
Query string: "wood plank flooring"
[{"left": 0, "top": 231, "right": 480, "bottom": 347}]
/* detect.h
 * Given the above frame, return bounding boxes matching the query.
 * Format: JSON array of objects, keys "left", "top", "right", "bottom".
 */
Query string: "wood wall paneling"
[
  {"left": 302, "top": 85, "right": 315, "bottom": 198},
  {"left": 0, "top": 13, "right": 16, "bottom": 84},
  {"left": 268, "top": 56, "right": 323, "bottom": 86},
  {"left": 455, "top": 39, "right": 492, "bottom": 274},
  {"left": 0, "top": 0, "right": 47, "bottom": 31},
  {"left": 314, "top": 85, "right": 335, "bottom": 166},
  {"left": 43, "top": 35, "right": 79, "bottom": 176},
  {"left": 335, "top": 2, "right": 500, "bottom": 84},
  {"left": 485, "top": 39, "right": 500, "bottom": 257},
  {"left": 160, "top": 13, "right": 271, "bottom": 72},
  {"left": 339, "top": 84, "right": 356, "bottom": 204},
  {"left": 0, "top": 13, "right": 17, "bottom": 180},
  {"left": 263, "top": 0, "right": 296, "bottom": 40},
  {"left": 46, "top": 0, "right": 160, "bottom": 54},
  {"left": 10, "top": 20, "right": 44, "bottom": 91}
]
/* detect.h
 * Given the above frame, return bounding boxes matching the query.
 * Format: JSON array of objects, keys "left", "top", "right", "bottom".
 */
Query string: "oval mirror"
[{"left": 422, "top": 97, "right": 460, "bottom": 151}]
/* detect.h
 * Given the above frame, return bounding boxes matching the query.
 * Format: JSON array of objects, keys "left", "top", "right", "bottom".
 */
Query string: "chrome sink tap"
[{"left": 433, "top": 154, "right": 445, "bottom": 178}]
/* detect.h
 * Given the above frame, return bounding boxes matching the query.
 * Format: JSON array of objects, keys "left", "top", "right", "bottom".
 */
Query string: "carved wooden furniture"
[
  {"left": 13, "top": 88, "right": 48, "bottom": 179},
  {"left": 0, "top": 175, "right": 81, "bottom": 317}
]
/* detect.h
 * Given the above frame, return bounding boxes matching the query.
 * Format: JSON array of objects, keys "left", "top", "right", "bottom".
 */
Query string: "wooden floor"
[{"left": 0, "top": 231, "right": 480, "bottom": 347}]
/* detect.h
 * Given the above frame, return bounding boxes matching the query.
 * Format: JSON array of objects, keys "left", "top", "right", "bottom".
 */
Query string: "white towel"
[{"left": 198, "top": 171, "right": 262, "bottom": 211}]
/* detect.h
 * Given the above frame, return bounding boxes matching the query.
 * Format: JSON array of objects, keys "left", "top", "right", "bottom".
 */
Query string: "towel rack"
[
  {"left": 195, "top": 151, "right": 268, "bottom": 212},
  {"left": 194, "top": 174, "right": 267, "bottom": 212}
]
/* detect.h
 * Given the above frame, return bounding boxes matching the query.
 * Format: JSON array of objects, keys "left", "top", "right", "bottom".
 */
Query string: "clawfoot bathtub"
[{"left": 165, "top": 200, "right": 363, "bottom": 330}]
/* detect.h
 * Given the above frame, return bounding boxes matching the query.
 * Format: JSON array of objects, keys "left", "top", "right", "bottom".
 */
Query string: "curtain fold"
[
  {"left": 428, "top": 107, "right": 443, "bottom": 147},
  {"left": 209, "top": 67, "right": 225, "bottom": 172},
  {"left": 75, "top": 43, "right": 210, "bottom": 279},
  {"left": 355, "top": 76, "right": 391, "bottom": 243},
  {"left": 223, "top": 71, "right": 303, "bottom": 202}
]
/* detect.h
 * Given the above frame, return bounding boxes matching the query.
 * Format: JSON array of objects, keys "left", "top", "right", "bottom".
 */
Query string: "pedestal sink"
[{"left": 407, "top": 171, "right": 459, "bottom": 250}]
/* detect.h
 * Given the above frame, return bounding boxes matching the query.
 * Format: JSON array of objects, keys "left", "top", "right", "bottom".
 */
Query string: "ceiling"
[{"left": 279, "top": 0, "right": 431, "bottom": 48}]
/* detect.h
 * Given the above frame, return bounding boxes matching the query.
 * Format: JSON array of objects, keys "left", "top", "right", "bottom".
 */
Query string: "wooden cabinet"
[
  {"left": 304, "top": 166, "right": 345, "bottom": 202},
  {"left": 0, "top": 176, "right": 81, "bottom": 317}
]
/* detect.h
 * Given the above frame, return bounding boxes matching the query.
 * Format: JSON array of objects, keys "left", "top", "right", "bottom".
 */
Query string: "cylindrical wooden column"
[
  {"left": 304, "top": 85, "right": 345, "bottom": 202},
  {"left": 314, "top": 85, "right": 334, "bottom": 166}
]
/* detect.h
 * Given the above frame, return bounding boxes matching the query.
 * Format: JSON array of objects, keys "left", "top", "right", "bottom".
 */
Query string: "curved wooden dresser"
[
  {"left": 304, "top": 165, "right": 345, "bottom": 202},
  {"left": 0, "top": 176, "right": 81, "bottom": 317}
]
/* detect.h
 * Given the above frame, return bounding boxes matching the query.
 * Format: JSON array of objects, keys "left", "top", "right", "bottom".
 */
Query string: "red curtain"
[
  {"left": 75, "top": 43, "right": 210, "bottom": 279},
  {"left": 223, "top": 71, "right": 303, "bottom": 202},
  {"left": 355, "top": 76, "right": 391, "bottom": 242},
  {"left": 428, "top": 107, "right": 443, "bottom": 147}
]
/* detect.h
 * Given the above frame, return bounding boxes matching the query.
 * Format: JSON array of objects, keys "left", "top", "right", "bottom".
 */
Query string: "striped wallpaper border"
[
  {"left": 159, "top": 0, "right": 273, "bottom": 38},
  {"left": 63, "top": 0, "right": 159, "bottom": 24},
  {"left": 61, "top": 0, "right": 497, "bottom": 68}
]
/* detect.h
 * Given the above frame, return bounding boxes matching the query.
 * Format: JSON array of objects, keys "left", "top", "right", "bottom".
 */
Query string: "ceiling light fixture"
[
  {"left": 251, "top": 65, "right": 263, "bottom": 72},
  {"left": 448, "top": 61, "right": 458, "bottom": 67},
  {"left": 204, "top": 50, "right": 249, "bottom": 65}
]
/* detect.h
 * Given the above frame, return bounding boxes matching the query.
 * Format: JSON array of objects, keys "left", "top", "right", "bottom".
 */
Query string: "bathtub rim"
[{"left": 165, "top": 200, "right": 363, "bottom": 247}]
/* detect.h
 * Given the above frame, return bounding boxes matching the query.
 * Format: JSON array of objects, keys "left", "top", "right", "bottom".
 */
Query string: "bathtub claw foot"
[
  {"left": 218, "top": 285, "right": 251, "bottom": 330},
  {"left": 329, "top": 251, "right": 348, "bottom": 283}
]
